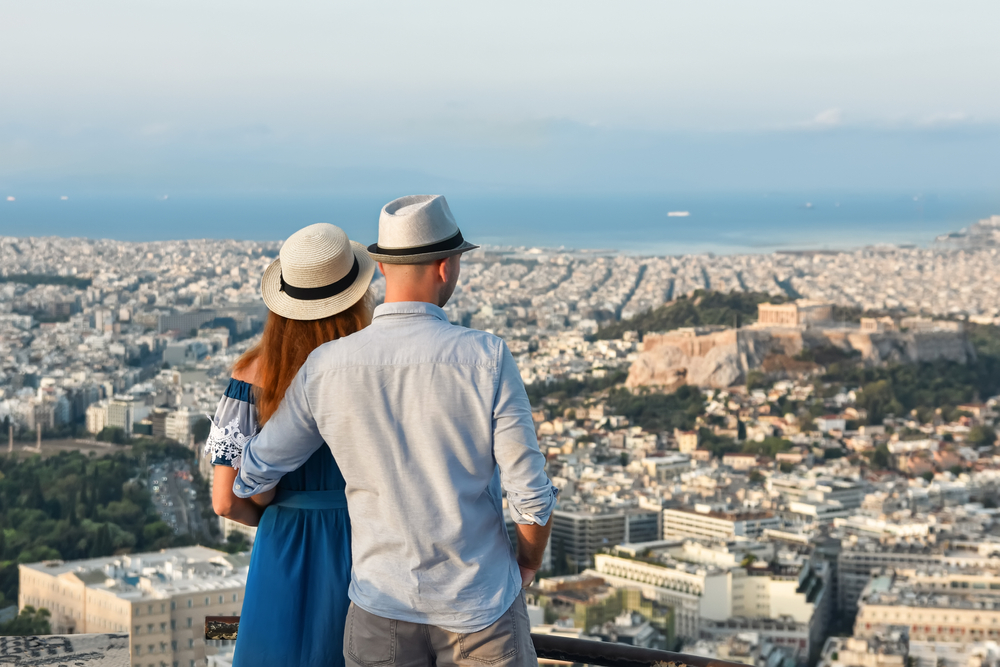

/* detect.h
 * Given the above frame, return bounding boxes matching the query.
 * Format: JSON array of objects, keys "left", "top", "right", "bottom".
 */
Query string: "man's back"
[{"left": 240, "top": 302, "right": 555, "bottom": 632}]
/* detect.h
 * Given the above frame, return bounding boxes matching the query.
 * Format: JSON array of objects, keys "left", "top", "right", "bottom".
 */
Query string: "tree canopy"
[
  {"left": 0, "top": 444, "right": 200, "bottom": 608},
  {"left": 606, "top": 385, "right": 705, "bottom": 432}
]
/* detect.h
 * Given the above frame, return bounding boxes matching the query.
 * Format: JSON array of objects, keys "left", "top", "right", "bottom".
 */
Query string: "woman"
[{"left": 206, "top": 223, "right": 375, "bottom": 667}]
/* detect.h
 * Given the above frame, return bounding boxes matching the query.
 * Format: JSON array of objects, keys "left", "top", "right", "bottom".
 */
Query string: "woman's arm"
[
  {"left": 251, "top": 488, "right": 277, "bottom": 508},
  {"left": 212, "top": 465, "right": 265, "bottom": 526}
]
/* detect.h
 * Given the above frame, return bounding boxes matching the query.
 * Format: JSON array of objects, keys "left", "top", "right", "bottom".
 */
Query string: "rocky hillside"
[{"left": 626, "top": 325, "right": 976, "bottom": 391}]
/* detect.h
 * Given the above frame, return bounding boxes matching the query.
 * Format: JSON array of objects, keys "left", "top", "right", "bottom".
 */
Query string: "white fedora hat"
[
  {"left": 367, "top": 194, "right": 479, "bottom": 264},
  {"left": 261, "top": 223, "right": 375, "bottom": 321}
]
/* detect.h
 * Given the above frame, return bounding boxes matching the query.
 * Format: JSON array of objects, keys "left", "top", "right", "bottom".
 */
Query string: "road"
[{"left": 149, "top": 460, "right": 204, "bottom": 537}]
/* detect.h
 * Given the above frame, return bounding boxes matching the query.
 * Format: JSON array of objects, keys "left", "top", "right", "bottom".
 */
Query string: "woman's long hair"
[{"left": 232, "top": 290, "right": 373, "bottom": 425}]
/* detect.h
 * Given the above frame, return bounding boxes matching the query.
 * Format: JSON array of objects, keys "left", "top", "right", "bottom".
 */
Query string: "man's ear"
[{"left": 436, "top": 258, "right": 450, "bottom": 284}]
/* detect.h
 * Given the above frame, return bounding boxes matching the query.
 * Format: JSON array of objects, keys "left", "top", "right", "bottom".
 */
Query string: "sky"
[{"left": 1, "top": 1, "right": 999, "bottom": 198}]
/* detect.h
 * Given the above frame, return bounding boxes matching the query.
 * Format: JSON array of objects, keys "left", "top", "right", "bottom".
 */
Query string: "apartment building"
[
  {"left": 551, "top": 509, "right": 661, "bottom": 569},
  {"left": 85, "top": 401, "right": 109, "bottom": 434},
  {"left": 854, "top": 568, "right": 1000, "bottom": 644},
  {"left": 663, "top": 507, "right": 781, "bottom": 542},
  {"left": 588, "top": 551, "right": 829, "bottom": 646},
  {"left": 107, "top": 396, "right": 136, "bottom": 437},
  {"left": 768, "top": 476, "right": 867, "bottom": 511},
  {"left": 589, "top": 553, "right": 727, "bottom": 639},
  {"left": 837, "top": 538, "right": 1000, "bottom": 619},
  {"left": 19, "top": 546, "right": 248, "bottom": 667}
]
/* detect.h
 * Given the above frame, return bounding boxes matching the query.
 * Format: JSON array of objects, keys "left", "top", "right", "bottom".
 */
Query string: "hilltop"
[{"left": 595, "top": 290, "right": 786, "bottom": 340}]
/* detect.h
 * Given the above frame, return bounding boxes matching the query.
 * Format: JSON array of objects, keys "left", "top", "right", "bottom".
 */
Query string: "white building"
[
  {"left": 85, "top": 401, "right": 109, "bottom": 435},
  {"left": 165, "top": 408, "right": 195, "bottom": 445},
  {"left": 589, "top": 549, "right": 830, "bottom": 649},
  {"left": 107, "top": 396, "right": 136, "bottom": 437},
  {"left": 663, "top": 508, "right": 781, "bottom": 542},
  {"left": 19, "top": 546, "right": 248, "bottom": 667}
]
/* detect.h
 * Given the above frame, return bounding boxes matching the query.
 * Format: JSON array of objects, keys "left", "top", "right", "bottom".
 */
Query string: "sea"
[{"left": 3, "top": 191, "right": 999, "bottom": 256}]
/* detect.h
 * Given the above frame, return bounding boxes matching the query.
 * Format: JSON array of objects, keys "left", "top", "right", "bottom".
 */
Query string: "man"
[{"left": 235, "top": 194, "right": 556, "bottom": 667}]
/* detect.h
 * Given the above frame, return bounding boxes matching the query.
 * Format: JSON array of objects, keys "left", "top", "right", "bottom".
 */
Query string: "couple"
[{"left": 207, "top": 194, "right": 557, "bottom": 667}]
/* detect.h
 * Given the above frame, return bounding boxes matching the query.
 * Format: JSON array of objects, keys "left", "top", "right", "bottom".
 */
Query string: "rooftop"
[{"left": 22, "top": 546, "right": 248, "bottom": 601}]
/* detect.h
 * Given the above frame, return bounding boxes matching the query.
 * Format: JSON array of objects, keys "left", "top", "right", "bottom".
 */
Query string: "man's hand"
[{"left": 519, "top": 564, "right": 537, "bottom": 588}]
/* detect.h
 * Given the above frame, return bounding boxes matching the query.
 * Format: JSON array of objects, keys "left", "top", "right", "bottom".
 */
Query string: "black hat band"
[
  {"left": 279, "top": 256, "right": 360, "bottom": 301},
  {"left": 370, "top": 229, "right": 466, "bottom": 257}
]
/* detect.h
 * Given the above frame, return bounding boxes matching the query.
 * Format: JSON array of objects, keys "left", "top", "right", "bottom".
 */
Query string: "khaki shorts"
[{"left": 344, "top": 593, "right": 536, "bottom": 667}]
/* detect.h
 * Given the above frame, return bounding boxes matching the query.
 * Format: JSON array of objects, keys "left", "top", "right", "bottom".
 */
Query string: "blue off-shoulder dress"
[{"left": 207, "top": 378, "right": 352, "bottom": 667}]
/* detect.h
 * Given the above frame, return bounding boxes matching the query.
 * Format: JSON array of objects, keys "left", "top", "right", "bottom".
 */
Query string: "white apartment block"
[
  {"left": 165, "top": 408, "right": 194, "bottom": 445},
  {"left": 589, "top": 553, "right": 728, "bottom": 639},
  {"left": 107, "top": 396, "right": 136, "bottom": 437},
  {"left": 86, "top": 401, "right": 109, "bottom": 435},
  {"left": 663, "top": 508, "right": 781, "bottom": 542},
  {"left": 589, "top": 552, "right": 827, "bottom": 645}
]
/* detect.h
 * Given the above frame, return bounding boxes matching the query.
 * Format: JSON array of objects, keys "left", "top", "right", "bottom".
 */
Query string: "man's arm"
[
  {"left": 492, "top": 341, "right": 558, "bottom": 584},
  {"left": 234, "top": 362, "right": 325, "bottom": 498}
]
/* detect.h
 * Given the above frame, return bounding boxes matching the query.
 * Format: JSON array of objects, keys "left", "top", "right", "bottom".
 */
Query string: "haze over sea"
[{"left": 3, "top": 191, "right": 998, "bottom": 256}]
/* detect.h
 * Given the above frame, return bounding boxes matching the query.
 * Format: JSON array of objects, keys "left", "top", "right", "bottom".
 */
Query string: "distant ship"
[{"left": 667, "top": 211, "right": 690, "bottom": 217}]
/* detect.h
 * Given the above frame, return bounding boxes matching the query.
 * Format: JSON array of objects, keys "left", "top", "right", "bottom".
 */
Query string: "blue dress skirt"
[{"left": 207, "top": 378, "right": 352, "bottom": 667}]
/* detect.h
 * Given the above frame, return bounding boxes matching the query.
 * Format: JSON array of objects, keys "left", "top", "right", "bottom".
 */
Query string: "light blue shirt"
[{"left": 235, "top": 301, "right": 557, "bottom": 633}]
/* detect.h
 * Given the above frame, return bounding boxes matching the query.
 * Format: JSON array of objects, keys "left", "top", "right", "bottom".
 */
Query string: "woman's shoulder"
[{"left": 231, "top": 358, "right": 259, "bottom": 385}]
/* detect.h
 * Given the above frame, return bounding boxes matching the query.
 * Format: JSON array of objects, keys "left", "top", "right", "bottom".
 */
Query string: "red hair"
[{"left": 233, "top": 291, "right": 373, "bottom": 425}]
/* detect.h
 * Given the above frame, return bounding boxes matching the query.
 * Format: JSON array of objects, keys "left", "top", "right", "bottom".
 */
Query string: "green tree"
[
  {"left": 872, "top": 443, "right": 892, "bottom": 469},
  {"left": 741, "top": 437, "right": 792, "bottom": 458},
  {"left": 96, "top": 427, "right": 127, "bottom": 444},
  {"left": 969, "top": 425, "right": 997, "bottom": 447},
  {"left": 606, "top": 385, "right": 705, "bottom": 432},
  {"left": 90, "top": 524, "right": 113, "bottom": 558},
  {"left": 0, "top": 605, "right": 52, "bottom": 635},
  {"left": 221, "top": 533, "right": 250, "bottom": 554}
]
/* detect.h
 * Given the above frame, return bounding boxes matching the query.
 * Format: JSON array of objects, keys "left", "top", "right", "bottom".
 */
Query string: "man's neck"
[{"left": 383, "top": 286, "right": 440, "bottom": 305}]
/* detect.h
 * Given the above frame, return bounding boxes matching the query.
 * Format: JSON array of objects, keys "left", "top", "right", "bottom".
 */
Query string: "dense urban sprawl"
[{"left": 3, "top": 215, "right": 1000, "bottom": 667}]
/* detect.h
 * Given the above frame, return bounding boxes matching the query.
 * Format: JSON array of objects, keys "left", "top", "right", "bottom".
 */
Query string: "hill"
[{"left": 595, "top": 290, "right": 785, "bottom": 340}]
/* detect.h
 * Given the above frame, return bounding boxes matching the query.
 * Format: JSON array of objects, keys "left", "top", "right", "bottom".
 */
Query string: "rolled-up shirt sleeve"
[
  {"left": 493, "top": 341, "right": 558, "bottom": 525},
  {"left": 234, "top": 362, "right": 324, "bottom": 498}
]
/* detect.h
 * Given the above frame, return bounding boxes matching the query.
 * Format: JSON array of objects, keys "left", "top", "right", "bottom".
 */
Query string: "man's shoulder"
[
  {"left": 446, "top": 322, "right": 504, "bottom": 344},
  {"left": 304, "top": 321, "right": 505, "bottom": 370}
]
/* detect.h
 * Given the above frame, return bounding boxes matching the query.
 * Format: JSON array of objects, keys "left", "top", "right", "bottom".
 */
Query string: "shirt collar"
[{"left": 373, "top": 301, "right": 449, "bottom": 322}]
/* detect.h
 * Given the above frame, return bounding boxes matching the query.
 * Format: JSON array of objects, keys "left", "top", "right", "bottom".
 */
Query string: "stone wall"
[{"left": 0, "top": 634, "right": 128, "bottom": 666}]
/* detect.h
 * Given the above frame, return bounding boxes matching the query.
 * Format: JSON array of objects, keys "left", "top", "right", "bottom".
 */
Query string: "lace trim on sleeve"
[{"left": 204, "top": 416, "right": 256, "bottom": 469}]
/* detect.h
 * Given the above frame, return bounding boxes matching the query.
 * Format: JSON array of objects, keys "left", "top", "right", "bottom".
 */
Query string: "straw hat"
[
  {"left": 367, "top": 195, "right": 479, "bottom": 264},
  {"left": 261, "top": 223, "right": 375, "bottom": 320}
]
